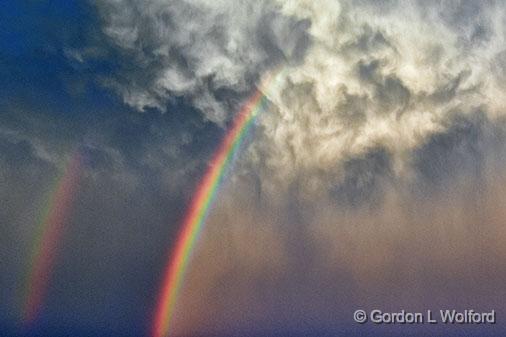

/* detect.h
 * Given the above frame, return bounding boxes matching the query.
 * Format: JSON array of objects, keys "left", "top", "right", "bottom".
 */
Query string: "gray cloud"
[
  {"left": 86, "top": 0, "right": 506, "bottom": 204},
  {"left": 234, "top": 0, "right": 506, "bottom": 203},
  {"left": 330, "top": 146, "right": 393, "bottom": 207},
  {"left": 93, "top": 0, "right": 311, "bottom": 123},
  {"left": 412, "top": 110, "right": 487, "bottom": 187}
]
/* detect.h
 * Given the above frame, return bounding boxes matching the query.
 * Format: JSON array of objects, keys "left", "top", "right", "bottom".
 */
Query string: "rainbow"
[
  {"left": 23, "top": 151, "right": 83, "bottom": 325},
  {"left": 152, "top": 71, "right": 282, "bottom": 337}
]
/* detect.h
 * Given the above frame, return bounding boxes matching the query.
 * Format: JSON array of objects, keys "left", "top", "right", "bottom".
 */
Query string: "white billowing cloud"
[
  {"left": 96, "top": 0, "right": 506, "bottom": 198},
  {"left": 96, "top": 0, "right": 310, "bottom": 123},
  {"left": 243, "top": 0, "right": 506, "bottom": 197}
]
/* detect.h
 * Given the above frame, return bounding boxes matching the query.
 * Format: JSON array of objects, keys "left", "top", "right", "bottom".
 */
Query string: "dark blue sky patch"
[{"left": 0, "top": 0, "right": 129, "bottom": 122}]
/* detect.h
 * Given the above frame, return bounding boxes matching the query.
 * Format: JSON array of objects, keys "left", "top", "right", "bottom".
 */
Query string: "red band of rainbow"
[
  {"left": 23, "top": 151, "right": 83, "bottom": 325},
  {"left": 152, "top": 70, "right": 282, "bottom": 337}
]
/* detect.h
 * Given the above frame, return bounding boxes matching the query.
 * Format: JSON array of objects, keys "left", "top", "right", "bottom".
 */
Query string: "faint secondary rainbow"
[
  {"left": 23, "top": 151, "right": 83, "bottom": 325},
  {"left": 152, "top": 70, "right": 283, "bottom": 337}
]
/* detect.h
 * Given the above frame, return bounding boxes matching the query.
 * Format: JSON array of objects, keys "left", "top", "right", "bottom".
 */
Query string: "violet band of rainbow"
[
  {"left": 23, "top": 151, "right": 83, "bottom": 325},
  {"left": 152, "top": 69, "right": 283, "bottom": 337}
]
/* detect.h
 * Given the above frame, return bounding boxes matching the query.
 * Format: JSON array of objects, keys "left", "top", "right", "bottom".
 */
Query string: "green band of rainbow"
[
  {"left": 152, "top": 71, "right": 281, "bottom": 337},
  {"left": 22, "top": 151, "right": 83, "bottom": 325}
]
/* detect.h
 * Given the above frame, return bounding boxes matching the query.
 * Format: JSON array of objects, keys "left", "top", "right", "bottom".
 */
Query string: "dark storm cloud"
[
  {"left": 414, "top": 112, "right": 484, "bottom": 183},
  {"left": 331, "top": 147, "right": 392, "bottom": 207},
  {"left": 419, "top": 0, "right": 495, "bottom": 47},
  {"left": 492, "top": 49, "right": 506, "bottom": 85},
  {"left": 342, "top": 26, "right": 393, "bottom": 55},
  {"left": 356, "top": 59, "right": 411, "bottom": 115},
  {"left": 411, "top": 109, "right": 506, "bottom": 191}
]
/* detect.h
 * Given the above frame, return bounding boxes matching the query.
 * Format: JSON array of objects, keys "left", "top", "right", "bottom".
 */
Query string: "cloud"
[
  {"left": 237, "top": 0, "right": 506, "bottom": 202},
  {"left": 89, "top": 0, "right": 506, "bottom": 203},
  {"left": 93, "top": 0, "right": 311, "bottom": 123}
]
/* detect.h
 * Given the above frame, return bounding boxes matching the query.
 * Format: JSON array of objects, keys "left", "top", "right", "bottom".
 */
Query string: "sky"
[{"left": 1, "top": 0, "right": 506, "bottom": 336}]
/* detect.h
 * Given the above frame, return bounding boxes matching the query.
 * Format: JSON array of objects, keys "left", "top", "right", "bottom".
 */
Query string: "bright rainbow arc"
[
  {"left": 23, "top": 152, "right": 83, "bottom": 325},
  {"left": 152, "top": 70, "right": 282, "bottom": 337}
]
